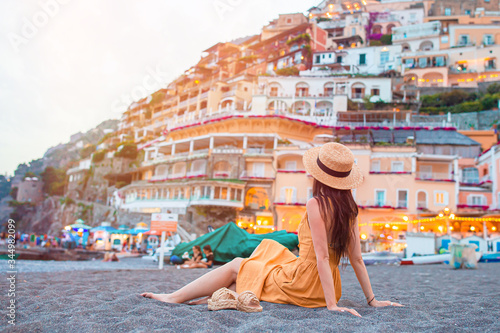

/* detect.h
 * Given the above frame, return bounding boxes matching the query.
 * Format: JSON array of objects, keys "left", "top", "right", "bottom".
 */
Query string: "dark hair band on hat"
[{"left": 317, "top": 158, "right": 351, "bottom": 178}]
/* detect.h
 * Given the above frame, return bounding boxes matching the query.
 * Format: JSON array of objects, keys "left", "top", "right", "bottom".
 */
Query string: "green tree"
[
  {"left": 115, "top": 143, "right": 138, "bottom": 160},
  {"left": 275, "top": 67, "right": 300, "bottom": 76},
  {"left": 80, "top": 144, "right": 96, "bottom": 159},
  {"left": 0, "top": 175, "right": 11, "bottom": 200},
  {"left": 24, "top": 171, "right": 37, "bottom": 179},
  {"left": 380, "top": 34, "right": 392, "bottom": 45},
  {"left": 9, "top": 187, "right": 18, "bottom": 199},
  {"left": 41, "top": 167, "right": 66, "bottom": 196},
  {"left": 92, "top": 150, "right": 107, "bottom": 163},
  {"left": 486, "top": 83, "right": 500, "bottom": 95}
]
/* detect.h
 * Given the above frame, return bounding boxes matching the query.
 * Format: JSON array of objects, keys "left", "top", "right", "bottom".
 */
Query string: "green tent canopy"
[{"left": 172, "top": 222, "right": 299, "bottom": 263}]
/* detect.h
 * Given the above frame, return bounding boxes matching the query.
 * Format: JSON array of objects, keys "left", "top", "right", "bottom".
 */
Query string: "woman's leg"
[{"left": 141, "top": 257, "right": 243, "bottom": 303}]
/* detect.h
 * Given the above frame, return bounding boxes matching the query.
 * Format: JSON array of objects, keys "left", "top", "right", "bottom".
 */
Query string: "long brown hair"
[{"left": 312, "top": 179, "right": 358, "bottom": 263}]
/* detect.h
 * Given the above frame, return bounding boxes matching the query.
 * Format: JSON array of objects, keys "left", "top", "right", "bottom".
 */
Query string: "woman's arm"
[
  {"left": 307, "top": 198, "right": 361, "bottom": 317},
  {"left": 348, "top": 218, "right": 403, "bottom": 308}
]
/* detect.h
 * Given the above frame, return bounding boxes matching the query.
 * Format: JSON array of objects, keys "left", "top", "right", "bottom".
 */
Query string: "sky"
[{"left": 0, "top": 0, "right": 319, "bottom": 176}]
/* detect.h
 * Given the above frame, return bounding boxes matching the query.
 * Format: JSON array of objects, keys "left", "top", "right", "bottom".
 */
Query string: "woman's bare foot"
[
  {"left": 188, "top": 296, "right": 209, "bottom": 305},
  {"left": 140, "top": 293, "right": 179, "bottom": 303}
]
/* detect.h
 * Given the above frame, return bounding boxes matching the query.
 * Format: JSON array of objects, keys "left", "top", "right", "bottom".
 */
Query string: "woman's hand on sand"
[
  {"left": 369, "top": 299, "right": 403, "bottom": 307},
  {"left": 328, "top": 305, "right": 362, "bottom": 317}
]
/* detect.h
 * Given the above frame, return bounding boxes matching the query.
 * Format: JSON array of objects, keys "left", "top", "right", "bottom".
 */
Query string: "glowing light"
[
  {"left": 250, "top": 224, "right": 253, "bottom": 227},
  {"left": 138, "top": 233, "right": 143, "bottom": 238},
  {"left": 387, "top": 236, "right": 393, "bottom": 240},
  {"left": 439, "top": 213, "right": 444, "bottom": 218},
  {"left": 380, "top": 234, "right": 385, "bottom": 238},
  {"left": 64, "top": 226, "right": 71, "bottom": 231},
  {"left": 450, "top": 214, "right": 455, "bottom": 219},
  {"left": 253, "top": 226, "right": 257, "bottom": 230},
  {"left": 403, "top": 216, "right": 409, "bottom": 222},
  {"left": 272, "top": 227, "right": 275, "bottom": 231},
  {"left": 238, "top": 222, "right": 242, "bottom": 227},
  {"left": 361, "top": 234, "right": 367, "bottom": 240},
  {"left": 492, "top": 227, "right": 497, "bottom": 231},
  {"left": 78, "top": 228, "right": 84, "bottom": 232},
  {"left": 444, "top": 207, "right": 449, "bottom": 212},
  {"left": 450, "top": 227, "right": 454, "bottom": 230},
  {"left": 470, "top": 226, "right": 475, "bottom": 231},
  {"left": 257, "top": 220, "right": 262, "bottom": 225},
  {"left": 194, "top": 80, "right": 199, "bottom": 84},
  {"left": 385, "top": 224, "right": 390, "bottom": 228},
  {"left": 392, "top": 226, "right": 398, "bottom": 230},
  {"left": 438, "top": 226, "right": 443, "bottom": 232},
  {"left": 420, "top": 226, "right": 425, "bottom": 230}
]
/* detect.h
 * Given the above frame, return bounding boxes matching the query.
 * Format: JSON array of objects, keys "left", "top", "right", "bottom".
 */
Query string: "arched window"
[
  {"left": 351, "top": 82, "right": 366, "bottom": 99},
  {"left": 295, "top": 82, "right": 310, "bottom": 97},
  {"left": 269, "top": 82, "right": 282, "bottom": 97},
  {"left": 323, "top": 82, "right": 334, "bottom": 97},
  {"left": 172, "top": 162, "right": 186, "bottom": 177},
  {"left": 155, "top": 165, "right": 168, "bottom": 177},
  {"left": 417, "top": 191, "right": 427, "bottom": 210},
  {"left": 213, "top": 160, "right": 231, "bottom": 178}
]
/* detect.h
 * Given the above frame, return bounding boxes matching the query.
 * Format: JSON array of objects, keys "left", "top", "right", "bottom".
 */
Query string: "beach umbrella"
[
  {"left": 126, "top": 227, "right": 150, "bottom": 235},
  {"left": 111, "top": 224, "right": 131, "bottom": 234},
  {"left": 64, "top": 223, "right": 92, "bottom": 232}
]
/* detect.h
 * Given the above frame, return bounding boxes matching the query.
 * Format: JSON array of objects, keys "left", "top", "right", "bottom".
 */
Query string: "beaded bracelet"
[{"left": 367, "top": 295, "right": 375, "bottom": 305}]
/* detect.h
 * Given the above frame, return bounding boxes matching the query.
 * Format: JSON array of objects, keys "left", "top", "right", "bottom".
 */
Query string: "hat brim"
[{"left": 303, "top": 147, "right": 363, "bottom": 190}]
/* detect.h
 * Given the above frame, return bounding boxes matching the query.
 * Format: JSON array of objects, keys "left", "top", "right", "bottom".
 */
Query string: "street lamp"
[{"left": 438, "top": 207, "right": 453, "bottom": 242}]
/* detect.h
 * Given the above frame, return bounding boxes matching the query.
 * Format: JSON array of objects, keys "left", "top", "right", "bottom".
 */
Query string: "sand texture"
[{"left": 1, "top": 259, "right": 499, "bottom": 332}]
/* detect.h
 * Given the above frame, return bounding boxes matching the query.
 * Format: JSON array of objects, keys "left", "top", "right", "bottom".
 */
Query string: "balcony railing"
[
  {"left": 417, "top": 201, "right": 428, "bottom": 210},
  {"left": 245, "top": 148, "right": 274, "bottom": 155},
  {"left": 191, "top": 148, "right": 209, "bottom": 156},
  {"left": 213, "top": 147, "right": 243, "bottom": 154},
  {"left": 359, "top": 200, "right": 397, "bottom": 208},
  {"left": 213, "top": 171, "right": 232, "bottom": 179},
  {"left": 240, "top": 170, "right": 275, "bottom": 180},
  {"left": 221, "top": 90, "right": 236, "bottom": 99},
  {"left": 274, "top": 196, "right": 307, "bottom": 205},
  {"left": 186, "top": 170, "right": 207, "bottom": 177},
  {"left": 415, "top": 172, "right": 454, "bottom": 182}
]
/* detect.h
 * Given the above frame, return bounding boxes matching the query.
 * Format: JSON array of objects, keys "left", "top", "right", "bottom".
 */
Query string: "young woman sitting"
[{"left": 143, "top": 143, "right": 403, "bottom": 316}]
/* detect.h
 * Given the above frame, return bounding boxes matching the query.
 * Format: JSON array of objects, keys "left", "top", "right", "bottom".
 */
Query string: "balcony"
[
  {"left": 245, "top": 148, "right": 274, "bottom": 156},
  {"left": 415, "top": 172, "right": 455, "bottom": 182},
  {"left": 178, "top": 100, "right": 188, "bottom": 108},
  {"left": 186, "top": 170, "right": 207, "bottom": 178},
  {"left": 221, "top": 90, "right": 236, "bottom": 99},
  {"left": 274, "top": 196, "right": 307, "bottom": 206},
  {"left": 190, "top": 197, "right": 244, "bottom": 208},
  {"left": 199, "top": 91, "right": 209, "bottom": 100},
  {"left": 191, "top": 148, "right": 209, "bottom": 156},
  {"left": 417, "top": 201, "right": 428, "bottom": 211},
  {"left": 359, "top": 200, "right": 403, "bottom": 209},
  {"left": 240, "top": 170, "right": 275, "bottom": 180},
  {"left": 213, "top": 147, "right": 243, "bottom": 154},
  {"left": 213, "top": 171, "right": 232, "bottom": 179}
]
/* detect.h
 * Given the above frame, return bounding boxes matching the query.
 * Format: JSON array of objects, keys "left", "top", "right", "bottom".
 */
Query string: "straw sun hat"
[{"left": 303, "top": 143, "right": 363, "bottom": 190}]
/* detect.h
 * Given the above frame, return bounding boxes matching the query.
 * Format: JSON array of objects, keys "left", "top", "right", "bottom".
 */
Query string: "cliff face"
[{"left": 10, "top": 196, "right": 153, "bottom": 236}]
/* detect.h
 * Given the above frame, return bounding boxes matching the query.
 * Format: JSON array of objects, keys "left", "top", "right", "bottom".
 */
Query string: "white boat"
[
  {"left": 401, "top": 252, "right": 482, "bottom": 265},
  {"left": 361, "top": 252, "right": 402, "bottom": 265}
]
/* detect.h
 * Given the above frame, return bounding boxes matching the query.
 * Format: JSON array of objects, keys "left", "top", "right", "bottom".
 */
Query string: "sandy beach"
[{"left": 1, "top": 259, "right": 499, "bottom": 333}]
